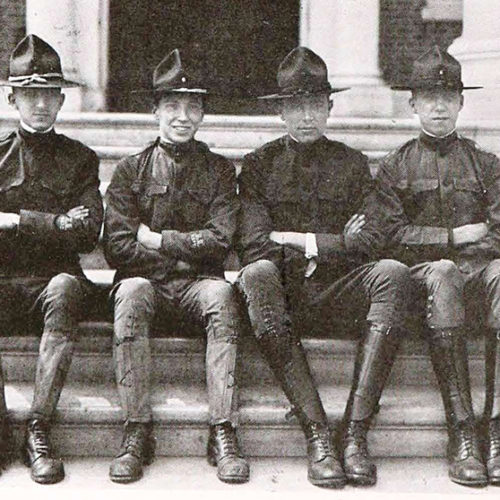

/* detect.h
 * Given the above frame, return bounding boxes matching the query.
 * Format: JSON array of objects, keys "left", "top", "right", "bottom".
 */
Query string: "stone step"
[
  {"left": 0, "top": 457, "right": 485, "bottom": 496},
  {"left": 3, "top": 382, "right": 488, "bottom": 458},
  {"left": 1, "top": 113, "right": 500, "bottom": 183},
  {"left": 0, "top": 332, "right": 488, "bottom": 387}
]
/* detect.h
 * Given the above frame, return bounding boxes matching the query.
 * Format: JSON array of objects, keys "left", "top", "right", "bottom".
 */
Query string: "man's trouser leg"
[
  {"left": 109, "top": 277, "right": 155, "bottom": 484},
  {"left": 236, "top": 260, "right": 345, "bottom": 488},
  {"left": 177, "top": 278, "right": 248, "bottom": 484},
  {"left": 332, "top": 259, "right": 409, "bottom": 486},
  {"left": 469, "top": 259, "right": 500, "bottom": 484},
  {"left": 412, "top": 260, "right": 487, "bottom": 487},
  {"left": 27, "top": 273, "right": 90, "bottom": 484}
]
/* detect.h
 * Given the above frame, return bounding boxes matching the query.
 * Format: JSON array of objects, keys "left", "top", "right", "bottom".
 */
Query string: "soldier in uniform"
[
  {"left": 104, "top": 49, "right": 248, "bottom": 484},
  {"left": 236, "top": 47, "right": 410, "bottom": 488},
  {"left": 0, "top": 34, "right": 103, "bottom": 483},
  {"left": 374, "top": 46, "right": 500, "bottom": 487}
]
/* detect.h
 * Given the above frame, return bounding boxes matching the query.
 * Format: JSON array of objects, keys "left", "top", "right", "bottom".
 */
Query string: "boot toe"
[
  {"left": 216, "top": 455, "right": 250, "bottom": 484},
  {"left": 487, "top": 457, "right": 500, "bottom": 485},
  {"left": 30, "top": 457, "right": 65, "bottom": 484},
  {"left": 449, "top": 457, "right": 488, "bottom": 487},
  {"left": 109, "top": 453, "right": 143, "bottom": 484},
  {"left": 308, "top": 456, "right": 346, "bottom": 489},
  {"left": 344, "top": 457, "right": 377, "bottom": 486}
]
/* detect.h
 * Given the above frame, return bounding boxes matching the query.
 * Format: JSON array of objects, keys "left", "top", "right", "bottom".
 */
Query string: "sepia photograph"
[{"left": 0, "top": 1, "right": 499, "bottom": 499}]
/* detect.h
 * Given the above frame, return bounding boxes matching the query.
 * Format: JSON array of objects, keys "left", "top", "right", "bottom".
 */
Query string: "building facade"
[{"left": 0, "top": 0, "right": 498, "bottom": 119}]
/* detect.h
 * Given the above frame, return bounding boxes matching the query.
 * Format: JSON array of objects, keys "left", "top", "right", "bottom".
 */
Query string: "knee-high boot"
[
  {"left": 483, "top": 331, "right": 500, "bottom": 484},
  {"left": 256, "top": 331, "right": 346, "bottom": 488},
  {"left": 342, "top": 323, "right": 401, "bottom": 486},
  {"left": 428, "top": 328, "right": 487, "bottom": 487}
]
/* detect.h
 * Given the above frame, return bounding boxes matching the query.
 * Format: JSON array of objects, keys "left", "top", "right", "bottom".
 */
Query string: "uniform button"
[
  {"left": 428, "top": 295, "right": 433, "bottom": 301},
  {"left": 427, "top": 313, "right": 432, "bottom": 318}
]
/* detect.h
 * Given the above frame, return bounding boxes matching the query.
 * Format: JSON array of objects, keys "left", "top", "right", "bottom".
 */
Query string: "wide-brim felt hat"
[
  {"left": 259, "top": 46, "right": 348, "bottom": 99},
  {"left": 391, "top": 45, "right": 481, "bottom": 91},
  {"left": 0, "top": 34, "right": 79, "bottom": 88},
  {"left": 132, "top": 49, "right": 209, "bottom": 95}
]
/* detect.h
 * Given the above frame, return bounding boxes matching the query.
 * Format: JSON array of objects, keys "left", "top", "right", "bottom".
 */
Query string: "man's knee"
[
  {"left": 430, "top": 259, "right": 462, "bottom": 284},
  {"left": 114, "top": 277, "right": 155, "bottom": 305},
  {"left": 113, "top": 278, "right": 155, "bottom": 343},
  {"left": 374, "top": 259, "right": 410, "bottom": 282},
  {"left": 45, "top": 273, "right": 82, "bottom": 305},
  {"left": 199, "top": 281, "right": 240, "bottom": 344},
  {"left": 238, "top": 259, "right": 280, "bottom": 288},
  {"left": 484, "top": 260, "right": 500, "bottom": 289}
]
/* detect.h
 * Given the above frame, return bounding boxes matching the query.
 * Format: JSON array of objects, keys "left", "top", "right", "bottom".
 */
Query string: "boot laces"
[
  {"left": 30, "top": 420, "right": 50, "bottom": 456},
  {"left": 308, "top": 423, "right": 333, "bottom": 458},
  {"left": 455, "top": 420, "right": 475, "bottom": 456},
  {"left": 215, "top": 422, "right": 240, "bottom": 457},
  {"left": 346, "top": 420, "right": 369, "bottom": 453},
  {"left": 122, "top": 423, "right": 149, "bottom": 459},
  {"left": 490, "top": 419, "right": 500, "bottom": 456}
]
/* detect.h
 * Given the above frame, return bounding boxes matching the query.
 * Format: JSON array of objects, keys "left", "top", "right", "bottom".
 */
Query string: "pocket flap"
[{"left": 409, "top": 178, "right": 439, "bottom": 192}]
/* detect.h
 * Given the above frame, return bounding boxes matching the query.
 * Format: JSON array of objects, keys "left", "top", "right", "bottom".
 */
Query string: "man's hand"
[
  {"left": 0, "top": 212, "right": 20, "bottom": 230},
  {"left": 137, "top": 223, "right": 162, "bottom": 250},
  {"left": 270, "top": 231, "right": 307, "bottom": 252},
  {"left": 66, "top": 205, "right": 89, "bottom": 220},
  {"left": 452, "top": 222, "right": 488, "bottom": 245},
  {"left": 56, "top": 205, "right": 90, "bottom": 231},
  {"left": 343, "top": 214, "right": 365, "bottom": 250},
  {"left": 175, "top": 260, "right": 192, "bottom": 272}
]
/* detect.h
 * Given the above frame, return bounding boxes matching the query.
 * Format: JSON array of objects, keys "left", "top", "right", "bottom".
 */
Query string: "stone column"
[
  {"left": 449, "top": 0, "right": 500, "bottom": 120},
  {"left": 300, "top": 0, "right": 393, "bottom": 117},
  {"left": 26, "top": 0, "right": 109, "bottom": 111}
]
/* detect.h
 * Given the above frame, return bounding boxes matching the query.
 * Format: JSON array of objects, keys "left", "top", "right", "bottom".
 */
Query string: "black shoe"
[
  {"left": 448, "top": 419, "right": 487, "bottom": 487},
  {"left": 486, "top": 418, "right": 500, "bottom": 485},
  {"left": 109, "top": 422, "right": 155, "bottom": 484},
  {"left": 304, "top": 422, "right": 346, "bottom": 489},
  {"left": 23, "top": 419, "right": 64, "bottom": 484},
  {"left": 343, "top": 419, "right": 376, "bottom": 486},
  {"left": 207, "top": 421, "right": 249, "bottom": 484}
]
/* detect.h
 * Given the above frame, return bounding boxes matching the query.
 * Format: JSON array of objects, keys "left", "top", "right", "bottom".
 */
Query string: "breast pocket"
[
  {"left": 131, "top": 181, "right": 168, "bottom": 218},
  {"left": 403, "top": 179, "right": 440, "bottom": 223},
  {"left": 452, "top": 178, "right": 485, "bottom": 221},
  {"left": 184, "top": 187, "right": 212, "bottom": 225}
]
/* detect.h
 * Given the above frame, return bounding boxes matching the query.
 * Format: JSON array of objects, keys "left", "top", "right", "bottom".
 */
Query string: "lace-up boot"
[
  {"left": 207, "top": 421, "right": 249, "bottom": 484},
  {"left": 343, "top": 419, "right": 376, "bottom": 486},
  {"left": 303, "top": 421, "right": 345, "bottom": 488},
  {"left": 428, "top": 328, "right": 487, "bottom": 486},
  {"left": 109, "top": 422, "right": 155, "bottom": 483},
  {"left": 485, "top": 418, "right": 500, "bottom": 484},
  {"left": 342, "top": 323, "right": 401, "bottom": 486},
  {"left": 448, "top": 418, "right": 486, "bottom": 486},
  {"left": 24, "top": 419, "right": 64, "bottom": 484}
]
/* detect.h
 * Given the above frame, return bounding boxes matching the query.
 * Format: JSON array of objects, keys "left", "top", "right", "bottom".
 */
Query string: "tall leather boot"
[
  {"left": 483, "top": 332, "right": 500, "bottom": 485},
  {"left": 258, "top": 335, "right": 346, "bottom": 488},
  {"left": 25, "top": 330, "right": 75, "bottom": 484},
  {"left": 342, "top": 323, "right": 401, "bottom": 486},
  {"left": 428, "top": 328, "right": 487, "bottom": 487}
]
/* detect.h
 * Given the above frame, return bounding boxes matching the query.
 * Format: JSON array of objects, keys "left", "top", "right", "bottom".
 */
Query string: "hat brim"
[
  {"left": 391, "top": 84, "right": 483, "bottom": 91},
  {"left": 258, "top": 87, "right": 349, "bottom": 100},
  {"left": 0, "top": 79, "right": 80, "bottom": 88}
]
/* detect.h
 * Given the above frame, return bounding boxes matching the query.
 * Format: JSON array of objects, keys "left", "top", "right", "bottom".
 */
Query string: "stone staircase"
[{"left": 0, "top": 112, "right": 497, "bottom": 465}]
